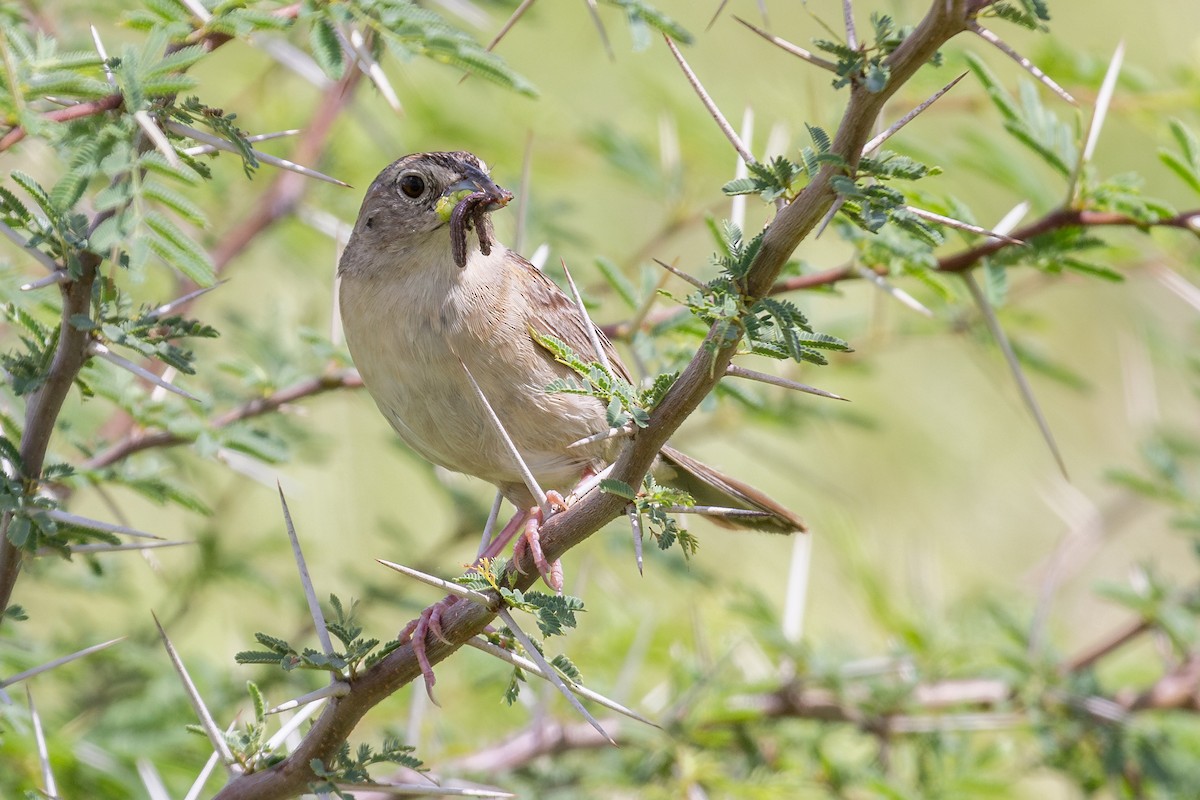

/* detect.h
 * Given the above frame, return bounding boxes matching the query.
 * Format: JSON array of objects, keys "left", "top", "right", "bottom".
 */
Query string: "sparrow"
[{"left": 337, "top": 151, "right": 804, "bottom": 684}]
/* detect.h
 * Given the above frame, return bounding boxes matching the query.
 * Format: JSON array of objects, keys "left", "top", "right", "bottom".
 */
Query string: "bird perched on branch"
[{"left": 337, "top": 151, "right": 804, "bottom": 686}]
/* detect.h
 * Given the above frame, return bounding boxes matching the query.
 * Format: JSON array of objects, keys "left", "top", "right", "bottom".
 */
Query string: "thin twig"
[
  {"left": 582, "top": 0, "right": 613, "bottom": 60},
  {"left": 652, "top": 257, "right": 706, "bottom": 289}
]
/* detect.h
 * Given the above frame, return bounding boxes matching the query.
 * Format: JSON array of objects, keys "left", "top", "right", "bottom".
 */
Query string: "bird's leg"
[
  {"left": 512, "top": 490, "right": 569, "bottom": 592},
  {"left": 399, "top": 506, "right": 534, "bottom": 702}
]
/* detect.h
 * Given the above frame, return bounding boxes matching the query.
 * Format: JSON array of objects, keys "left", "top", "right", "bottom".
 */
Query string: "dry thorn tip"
[{"left": 89, "top": 342, "right": 201, "bottom": 402}]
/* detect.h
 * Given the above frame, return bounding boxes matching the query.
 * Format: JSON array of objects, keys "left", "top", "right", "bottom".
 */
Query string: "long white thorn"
[
  {"left": 970, "top": 23, "right": 1077, "bottom": 105},
  {"left": 627, "top": 505, "right": 643, "bottom": 576},
  {"left": 183, "top": 749, "right": 221, "bottom": 800},
  {"left": 264, "top": 697, "right": 327, "bottom": 752},
  {"left": 347, "top": 27, "right": 402, "bottom": 113},
  {"left": 0, "top": 220, "right": 60, "bottom": 272},
  {"left": 20, "top": 271, "right": 69, "bottom": 291},
  {"left": 91, "top": 25, "right": 115, "bottom": 85},
  {"left": 277, "top": 484, "right": 336, "bottom": 661},
  {"left": 1081, "top": 40, "right": 1124, "bottom": 165},
  {"left": 842, "top": 0, "right": 857, "bottom": 51},
  {"left": 731, "top": 107, "right": 753, "bottom": 232},
  {"left": 460, "top": 360, "right": 549, "bottom": 515},
  {"left": 376, "top": 559, "right": 494, "bottom": 606},
  {"left": 862, "top": 72, "right": 967, "bottom": 156},
  {"left": 163, "top": 121, "right": 350, "bottom": 187},
  {"left": 566, "top": 424, "right": 635, "bottom": 450},
  {"left": 44, "top": 507, "right": 165, "bottom": 540},
  {"left": 853, "top": 263, "right": 934, "bottom": 317},
  {"left": 963, "top": 272, "right": 1068, "bottom": 478},
  {"left": 89, "top": 342, "right": 200, "bottom": 402},
  {"left": 265, "top": 681, "right": 350, "bottom": 715},
  {"left": 151, "top": 280, "right": 225, "bottom": 318},
  {"left": 469, "top": 634, "right": 655, "bottom": 727},
  {"left": 497, "top": 608, "right": 615, "bottom": 744},
  {"left": 478, "top": 491, "right": 505, "bottom": 558},
  {"left": 178, "top": 0, "right": 212, "bottom": 22},
  {"left": 725, "top": 364, "right": 848, "bottom": 401},
  {"left": 333, "top": 784, "right": 515, "bottom": 798},
  {"left": 27, "top": 687, "right": 57, "bottom": 798},
  {"left": 60, "top": 540, "right": 190, "bottom": 555},
  {"left": 582, "top": 0, "right": 614, "bottom": 60},
  {"left": 135, "top": 109, "right": 181, "bottom": 169},
  {"left": 152, "top": 612, "right": 238, "bottom": 773},
  {"left": 652, "top": 257, "right": 706, "bottom": 289},
  {"left": 782, "top": 533, "right": 813, "bottom": 643},
  {"left": 734, "top": 16, "right": 839, "bottom": 73},
  {"left": 905, "top": 206, "right": 1024, "bottom": 244},
  {"left": 815, "top": 196, "right": 847, "bottom": 239},
  {"left": 663, "top": 35, "right": 754, "bottom": 165},
  {"left": 560, "top": 259, "right": 613, "bottom": 375},
  {"left": 1, "top": 637, "right": 125, "bottom": 688},
  {"left": 181, "top": 129, "right": 302, "bottom": 157},
  {"left": 138, "top": 757, "right": 172, "bottom": 800},
  {"left": 992, "top": 201, "right": 1031, "bottom": 237}
]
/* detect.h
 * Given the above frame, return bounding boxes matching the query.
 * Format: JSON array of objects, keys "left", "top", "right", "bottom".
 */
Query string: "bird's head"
[{"left": 350, "top": 151, "right": 512, "bottom": 246}]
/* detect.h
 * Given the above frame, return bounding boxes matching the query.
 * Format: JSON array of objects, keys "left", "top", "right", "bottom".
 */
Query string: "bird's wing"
[{"left": 506, "top": 249, "right": 635, "bottom": 384}]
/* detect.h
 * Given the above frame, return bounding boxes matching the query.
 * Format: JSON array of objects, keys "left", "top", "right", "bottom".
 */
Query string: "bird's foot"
[
  {"left": 513, "top": 490, "right": 568, "bottom": 592},
  {"left": 398, "top": 595, "right": 460, "bottom": 703}
]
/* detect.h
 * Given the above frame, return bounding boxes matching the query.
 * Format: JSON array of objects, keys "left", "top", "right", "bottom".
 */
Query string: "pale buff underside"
[{"left": 338, "top": 228, "right": 612, "bottom": 508}]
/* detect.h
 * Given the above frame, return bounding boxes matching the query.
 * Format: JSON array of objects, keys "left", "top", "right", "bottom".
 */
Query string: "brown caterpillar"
[{"left": 450, "top": 191, "right": 494, "bottom": 269}]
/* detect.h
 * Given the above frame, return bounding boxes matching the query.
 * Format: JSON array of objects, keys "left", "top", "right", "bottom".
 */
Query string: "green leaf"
[
  {"left": 310, "top": 17, "right": 346, "bottom": 80},
  {"left": 599, "top": 478, "right": 637, "bottom": 500}
]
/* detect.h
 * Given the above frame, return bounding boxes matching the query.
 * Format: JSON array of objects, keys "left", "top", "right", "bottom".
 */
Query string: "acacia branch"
[
  {"left": 212, "top": 3, "right": 994, "bottom": 798},
  {"left": 80, "top": 369, "right": 362, "bottom": 472},
  {"left": 0, "top": 6, "right": 301, "bottom": 154}
]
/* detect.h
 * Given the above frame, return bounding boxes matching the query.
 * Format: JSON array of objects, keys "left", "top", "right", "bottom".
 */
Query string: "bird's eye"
[{"left": 398, "top": 173, "right": 426, "bottom": 199}]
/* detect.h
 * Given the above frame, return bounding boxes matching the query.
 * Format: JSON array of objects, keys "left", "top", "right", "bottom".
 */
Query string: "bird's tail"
[{"left": 657, "top": 445, "right": 806, "bottom": 534}]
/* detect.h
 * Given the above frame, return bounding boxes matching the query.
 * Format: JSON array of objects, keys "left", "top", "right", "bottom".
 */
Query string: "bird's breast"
[{"left": 338, "top": 247, "right": 609, "bottom": 499}]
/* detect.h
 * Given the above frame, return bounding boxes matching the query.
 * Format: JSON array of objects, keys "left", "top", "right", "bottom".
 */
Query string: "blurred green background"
[{"left": 4, "top": 0, "right": 1200, "bottom": 797}]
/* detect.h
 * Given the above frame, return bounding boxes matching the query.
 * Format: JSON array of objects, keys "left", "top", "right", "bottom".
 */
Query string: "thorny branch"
[{"left": 211, "top": 3, "right": 1018, "bottom": 798}]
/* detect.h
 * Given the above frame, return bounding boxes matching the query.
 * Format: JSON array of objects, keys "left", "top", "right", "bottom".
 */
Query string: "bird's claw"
[
  {"left": 398, "top": 596, "right": 460, "bottom": 703},
  {"left": 513, "top": 490, "right": 567, "bottom": 592}
]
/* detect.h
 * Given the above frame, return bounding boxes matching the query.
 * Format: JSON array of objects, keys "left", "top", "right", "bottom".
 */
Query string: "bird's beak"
[{"left": 436, "top": 167, "right": 513, "bottom": 222}]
